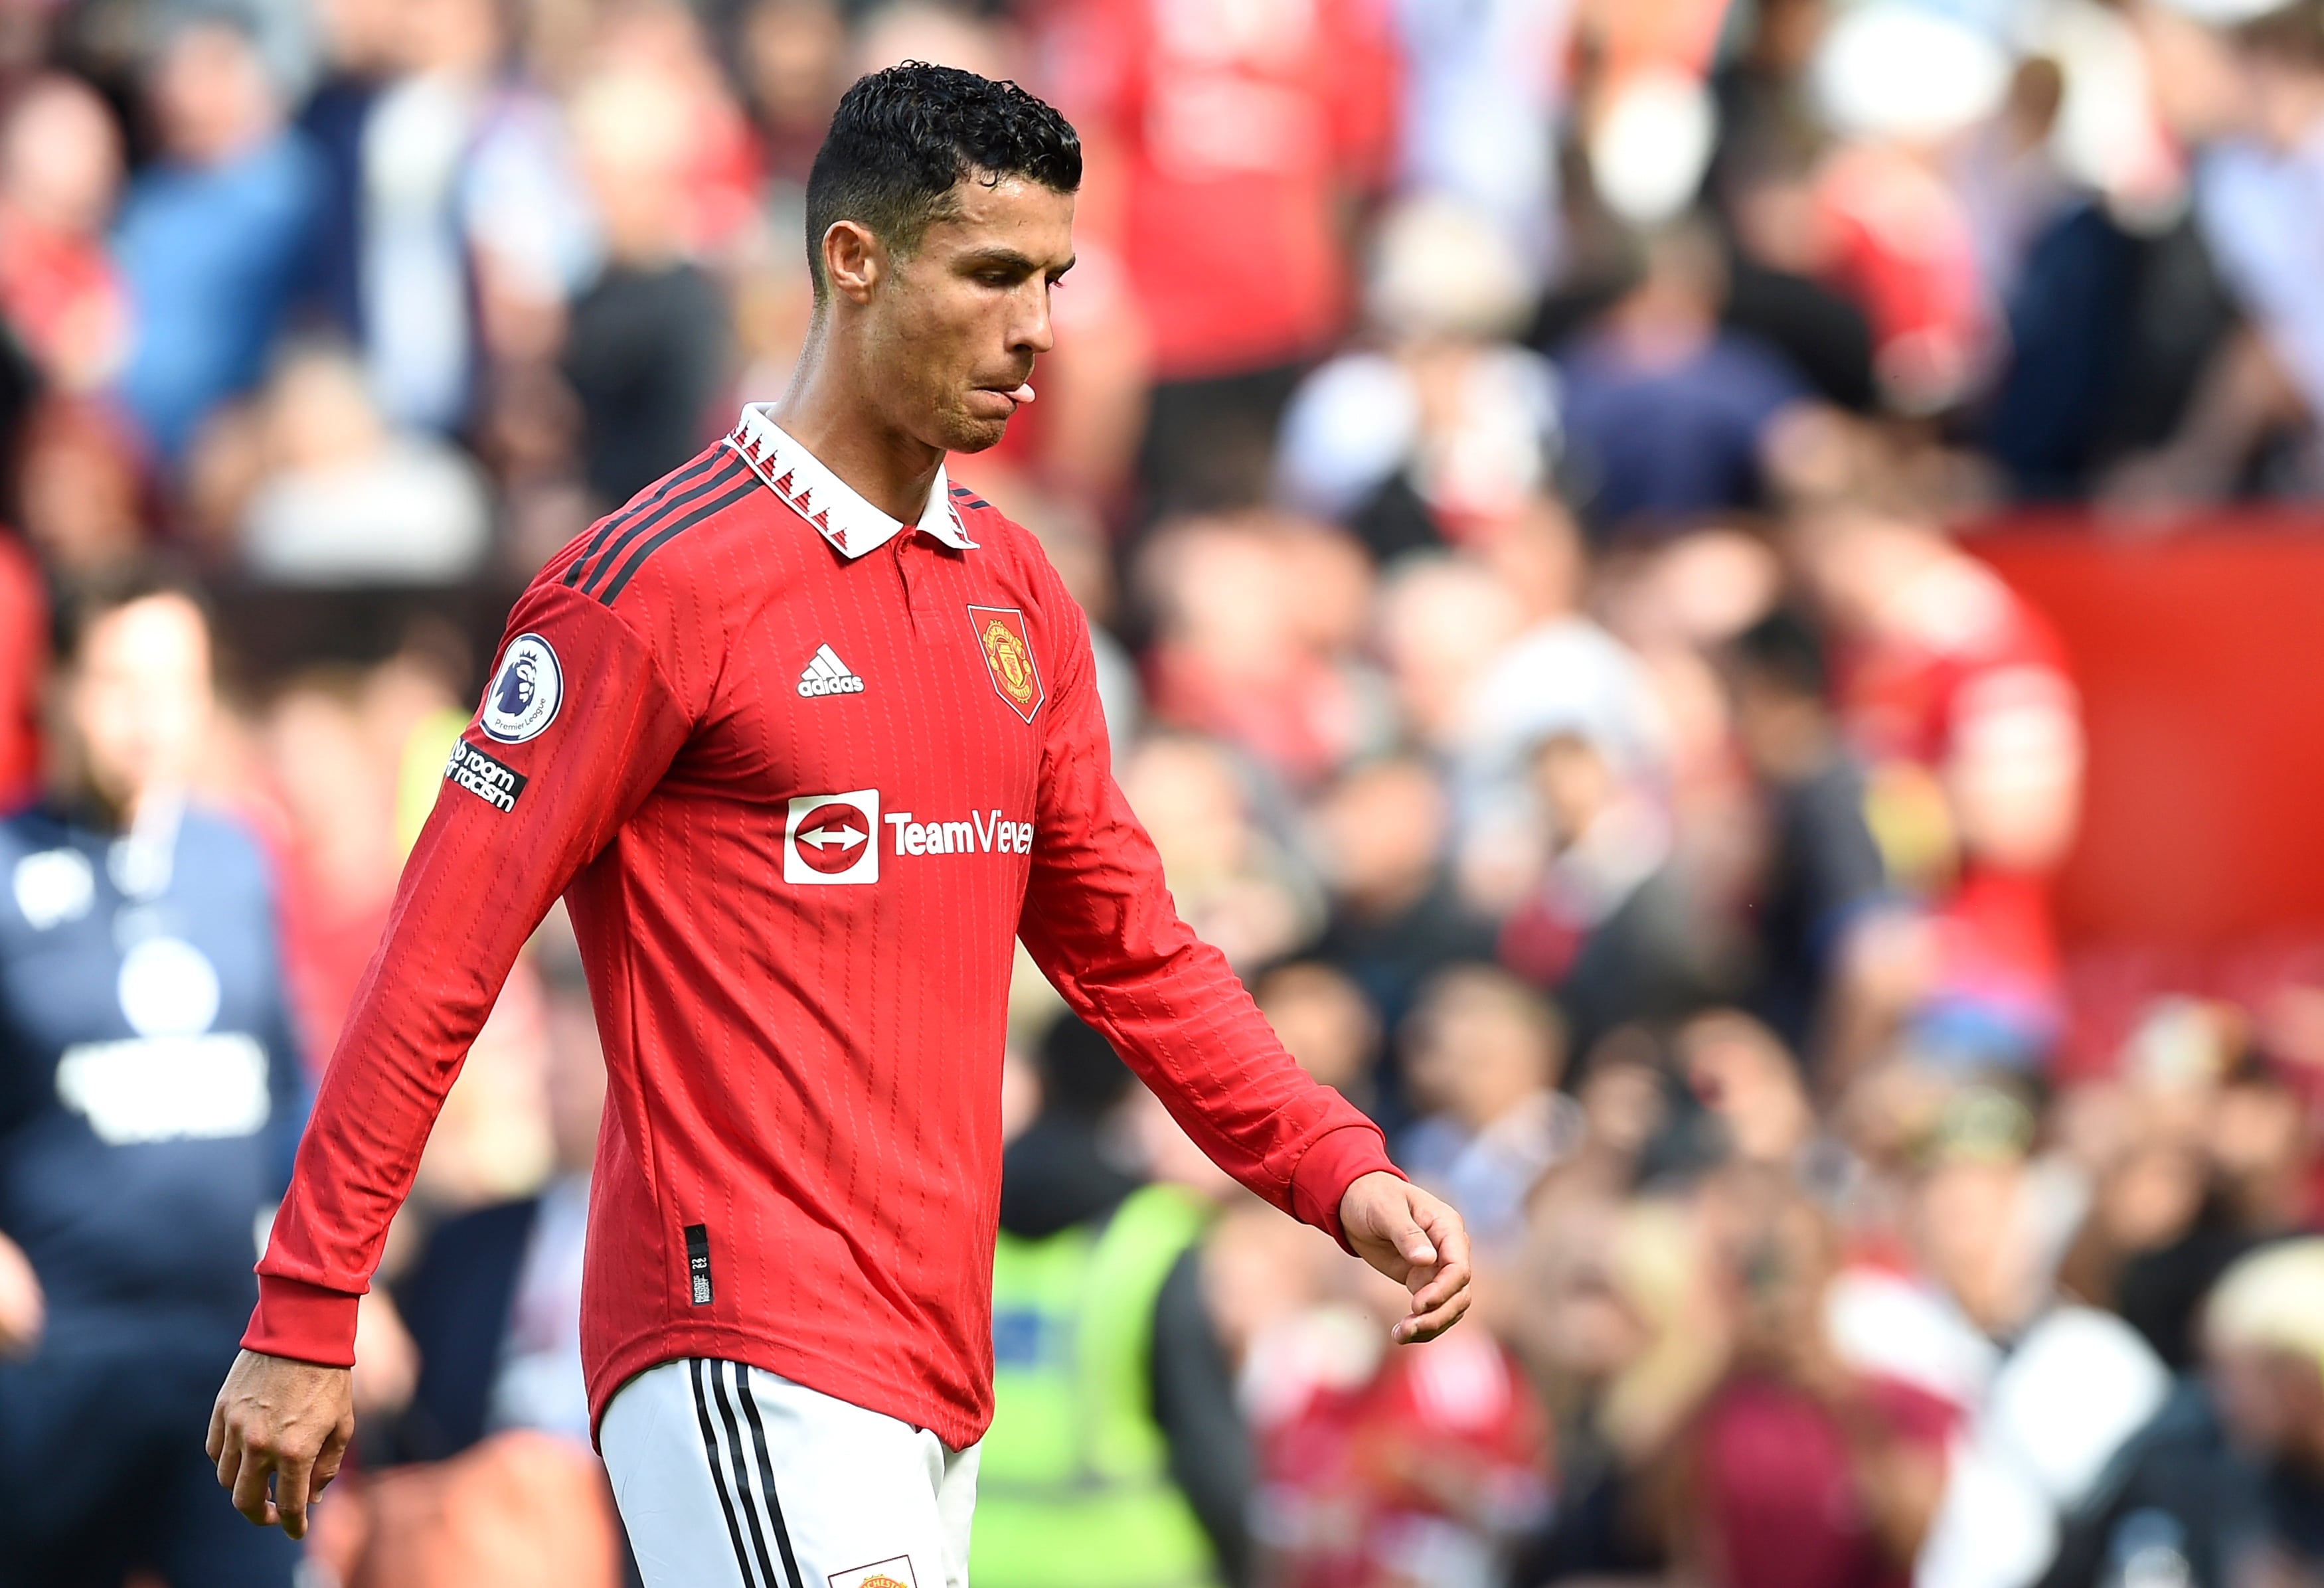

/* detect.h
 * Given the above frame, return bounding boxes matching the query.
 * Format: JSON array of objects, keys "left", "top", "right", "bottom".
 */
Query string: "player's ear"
[{"left": 821, "top": 219, "right": 885, "bottom": 307}]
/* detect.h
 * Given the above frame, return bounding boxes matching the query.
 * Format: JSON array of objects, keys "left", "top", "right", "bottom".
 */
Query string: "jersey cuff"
[
  {"left": 244, "top": 1273, "right": 362, "bottom": 1368},
  {"left": 1289, "top": 1122, "right": 1403, "bottom": 1251}
]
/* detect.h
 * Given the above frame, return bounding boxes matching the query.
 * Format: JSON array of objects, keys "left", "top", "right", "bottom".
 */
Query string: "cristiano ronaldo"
[{"left": 209, "top": 63, "right": 1471, "bottom": 1588}]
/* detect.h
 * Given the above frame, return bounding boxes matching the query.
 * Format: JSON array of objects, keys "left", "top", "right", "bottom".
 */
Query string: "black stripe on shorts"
[
  {"left": 708, "top": 1361, "right": 791, "bottom": 1588},
  {"left": 691, "top": 1358, "right": 776, "bottom": 1588},
  {"left": 736, "top": 1368, "right": 808, "bottom": 1588}
]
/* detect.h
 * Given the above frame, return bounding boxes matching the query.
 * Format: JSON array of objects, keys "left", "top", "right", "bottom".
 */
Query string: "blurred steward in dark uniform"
[
  {"left": 0, "top": 569, "right": 306, "bottom": 1587},
  {"left": 972, "top": 1014, "right": 1252, "bottom": 1588}
]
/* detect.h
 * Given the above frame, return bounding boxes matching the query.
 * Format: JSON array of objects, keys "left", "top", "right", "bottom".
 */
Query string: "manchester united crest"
[
  {"left": 967, "top": 604, "right": 1042, "bottom": 723},
  {"left": 828, "top": 1557, "right": 918, "bottom": 1588}
]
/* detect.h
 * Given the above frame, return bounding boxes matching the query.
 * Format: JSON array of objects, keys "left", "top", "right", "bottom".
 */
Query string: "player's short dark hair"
[
  {"left": 804, "top": 62, "right": 1080, "bottom": 301},
  {"left": 52, "top": 561, "right": 211, "bottom": 667}
]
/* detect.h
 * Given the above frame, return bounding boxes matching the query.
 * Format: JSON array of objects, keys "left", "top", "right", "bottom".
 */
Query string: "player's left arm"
[{"left": 1015, "top": 586, "right": 1469, "bottom": 1342}]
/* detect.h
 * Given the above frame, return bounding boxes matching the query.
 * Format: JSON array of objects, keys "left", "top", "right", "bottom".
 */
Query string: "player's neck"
[{"left": 770, "top": 333, "right": 946, "bottom": 526}]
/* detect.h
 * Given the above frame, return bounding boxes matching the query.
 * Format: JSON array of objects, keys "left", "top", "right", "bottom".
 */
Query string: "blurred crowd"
[{"left": 3, "top": 0, "right": 2324, "bottom": 1585}]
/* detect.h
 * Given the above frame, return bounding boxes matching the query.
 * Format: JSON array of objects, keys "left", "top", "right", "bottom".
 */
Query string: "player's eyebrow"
[{"left": 957, "top": 246, "right": 1076, "bottom": 279}]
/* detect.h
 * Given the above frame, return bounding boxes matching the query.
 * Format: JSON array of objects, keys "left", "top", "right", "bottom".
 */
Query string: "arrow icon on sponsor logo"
[{"left": 801, "top": 823, "right": 867, "bottom": 850}]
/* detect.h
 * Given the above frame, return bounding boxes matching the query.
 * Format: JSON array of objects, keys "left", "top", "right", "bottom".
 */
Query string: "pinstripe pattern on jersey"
[
  {"left": 597, "top": 467, "right": 766, "bottom": 607},
  {"left": 570, "top": 451, "right": 752, "bottom": 597},
  {"left": 561, "top": 450, "right": 728, "bottom": 590}
]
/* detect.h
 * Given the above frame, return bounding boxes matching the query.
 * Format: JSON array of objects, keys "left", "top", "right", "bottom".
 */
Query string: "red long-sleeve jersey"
[{"left": 246, "top": 406, "right": 1398, "bottom": 1448}]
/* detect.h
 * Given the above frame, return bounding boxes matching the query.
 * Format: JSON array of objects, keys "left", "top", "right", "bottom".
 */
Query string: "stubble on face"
[{"left": 865, "top": 175, "right": 1074, "bottom": 456}]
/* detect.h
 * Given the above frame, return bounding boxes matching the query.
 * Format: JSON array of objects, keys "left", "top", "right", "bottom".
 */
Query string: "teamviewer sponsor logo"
[
  {"left": 784, "top": 789, "right": 880, "bottom": 884},
  {"left": 883, "top": 809, "right": 1033, "bottom": 856}
]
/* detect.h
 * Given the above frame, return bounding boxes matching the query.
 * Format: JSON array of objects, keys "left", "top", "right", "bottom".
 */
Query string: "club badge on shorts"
[
  {"left": 480, "top": 633, "right": 562, "bottom": 743},
  {"left": 967, "top": 604, "right": 1042, "bottom": 723},
  {"left": 829, "top": 1557, "right": 917, "bottom": 1588}
]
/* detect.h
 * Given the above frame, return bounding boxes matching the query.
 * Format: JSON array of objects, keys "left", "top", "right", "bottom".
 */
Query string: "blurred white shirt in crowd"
[
  {"left": 1453, "top": 614, "right": 1664, "bottom": 831},
  {"left": 486, "top": 1169, "right": 594, "bottom": 1446},
  {"left": 242, "top": 434, "right": 491, "bottom": 586}
]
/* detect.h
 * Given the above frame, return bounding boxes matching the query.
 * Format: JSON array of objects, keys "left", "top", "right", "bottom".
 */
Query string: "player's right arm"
[{"left": 209, "top": 578, "right": 695, "bottom": 1538}]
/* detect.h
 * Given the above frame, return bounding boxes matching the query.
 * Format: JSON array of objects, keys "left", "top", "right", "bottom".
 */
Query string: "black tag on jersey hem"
[
  {"left": 444, "top": 738, "right": 528, "bottom": 813},
  {"left": 685, "top": 1222, "right": 712, "bottom": 1305}
]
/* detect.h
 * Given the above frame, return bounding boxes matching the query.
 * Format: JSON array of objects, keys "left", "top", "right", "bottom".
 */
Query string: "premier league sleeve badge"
[{"left": 480, "top": 633, "right": 564, "bottom": 744}]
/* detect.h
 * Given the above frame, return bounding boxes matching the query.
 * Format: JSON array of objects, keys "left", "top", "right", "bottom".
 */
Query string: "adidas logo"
[{"left": 797, "top": 644, "right": 865, "bottom": 698}]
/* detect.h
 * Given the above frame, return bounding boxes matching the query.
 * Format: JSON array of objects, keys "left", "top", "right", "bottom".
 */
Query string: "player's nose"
[{"left": 1006, "top": 281, "right": 1056, "bottom": 357}]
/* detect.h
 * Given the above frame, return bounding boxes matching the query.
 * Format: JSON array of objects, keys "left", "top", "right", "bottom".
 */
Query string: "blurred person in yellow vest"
[{"left": 972, "top": 1013, "right": 1250, "bottom": 1588}]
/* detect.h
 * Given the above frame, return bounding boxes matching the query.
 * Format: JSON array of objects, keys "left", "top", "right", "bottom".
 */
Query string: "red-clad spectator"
[
  {"left": 1676, "top": 1170, "right": 1955, "bottom": 1588},
  {"left": 15, "top": 396, "right": 153, "bottom": 580},
  {"left": 258, "top": 671, "right": 404, "bottom": 1073},
  {"left": 1811, "top": 143, "right": 1989, "bottom": 415},
  {"left": 1793, "top": 501, "right": 2082, "bottom": 1073},
  {"left": 1137, "top": 515, "right": 1378, "bottom": 788},
  {"left": 1801, "top": 7, "right": 2007, "bottom": 414},
  {"left": 0, "top": 74, "right": 129, "bottom": 394},
  {"left": 585, "top": 4, "right": 766, "bottom": 260},
  {"left": 0, "top": 530, "right": 43, "bottom": 809},
  {"left": 1031, "top": 0, "right": 1401, "bottom": 513},
  {"left": 1688, "top": 1372, "right": 1953, "bottom": 1588},
  {"left": 1253, "top": 1309, "right": 1550, "bottom": 1588}
]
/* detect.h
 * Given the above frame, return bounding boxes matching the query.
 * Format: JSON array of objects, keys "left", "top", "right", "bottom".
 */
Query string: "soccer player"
[{"left": 209, "top": 64, "right": 1471, "bottom": 1588}]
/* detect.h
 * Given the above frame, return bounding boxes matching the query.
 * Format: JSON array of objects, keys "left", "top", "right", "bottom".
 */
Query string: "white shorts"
[{"left": 600, "top": 1358, "right": 981, "bottom": 1588}]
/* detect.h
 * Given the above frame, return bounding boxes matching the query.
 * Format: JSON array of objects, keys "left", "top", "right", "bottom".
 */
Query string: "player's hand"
[
  {"left": 208, "top": 1348, "right": 356, "bottom": 1540},
  {"left": 1339, "top": 1171, "right": 1472, "bottom": 1344},
  {"left": 0, "top": 1231, "right": 42, "bottom": 1358}
]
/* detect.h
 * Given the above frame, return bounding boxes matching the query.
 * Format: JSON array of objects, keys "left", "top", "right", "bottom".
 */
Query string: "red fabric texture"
[
  {"left": 247, "top": 436, "right": 1395, "bottom": 1449},
  {"left": 1256, "top": 1328, "right": 1548, "bottom": 1588},
  {"left": 0, "top": 219, "right": 124, "bottom": 378},
  {"left": 0, "top": 534, "right": 44, "bottom": 810}
]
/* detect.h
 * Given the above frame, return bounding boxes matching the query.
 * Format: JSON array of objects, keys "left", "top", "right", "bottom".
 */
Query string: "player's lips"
[{"left": 973, "top": 380, "right": 1037, "bottom": 410}]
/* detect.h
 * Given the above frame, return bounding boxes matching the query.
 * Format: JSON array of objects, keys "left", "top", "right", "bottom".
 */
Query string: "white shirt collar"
[{"left": 725, "top": 402, "right": 977, "bottom": 560}]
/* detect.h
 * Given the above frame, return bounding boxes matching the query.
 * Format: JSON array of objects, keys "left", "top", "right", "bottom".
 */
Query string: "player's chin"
[{"left": 939, "top": 406, "right": 1014, "bottom": 455}]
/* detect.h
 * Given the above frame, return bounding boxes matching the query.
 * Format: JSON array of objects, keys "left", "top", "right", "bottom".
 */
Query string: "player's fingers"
[
  {"left": 1413, "top": 1196, "right": 1471, "bottom": 1273},
  {"left": 1391, "top": 1208, "right": 1437, "bottom": 1269},
  {"left": 313, "top": 1411, "right": 354, "bottom": 1496},
  {"left": 1409, "top": 1244, "right": 1472, "bottom": 1312},
  {"left": 230, "top": 1443, "right": 276, "bottom": 1527},
  {"left": 208, "top": 1404, "right": 234, "bottom": 1478},
  {"left": 1408, "top": 1232, "right": 1471, "bottom": 1306},
  {"left": 214, "top": 1416, "right": 246, "bottom": 1494},
  {"left": 274, "top": 1451, "right": 315, "bottom": 1540},
  {"left": 1395, "top": 1284, "right": 1473, "bottom": 1344}
]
